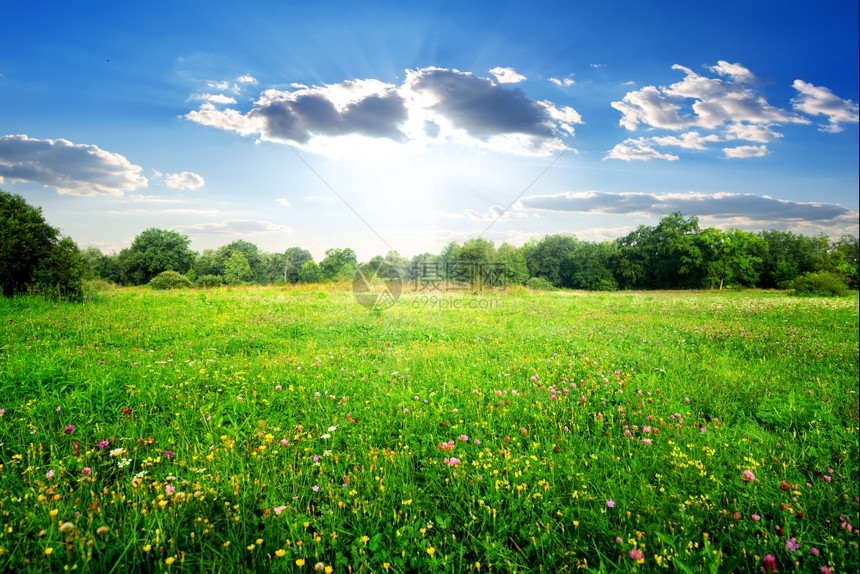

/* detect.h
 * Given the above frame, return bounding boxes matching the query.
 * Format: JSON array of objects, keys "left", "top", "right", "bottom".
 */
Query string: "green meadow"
[{"left": 0, "top": 286, "right": 857, "bottom": 573}]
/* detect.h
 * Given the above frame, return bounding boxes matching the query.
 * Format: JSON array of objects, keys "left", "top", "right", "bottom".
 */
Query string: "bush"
[
  {"left": 149, "top": 271, "right": 192, "bottom": 290},
  {"left": 790, "top": 271, "right": 849, "bottom": 297},
  {"left": 526, "top": 277, "right": 556, "bottom": 291},
  {"left": 195, "top": 274, "right": 223, "bottom": 288}
]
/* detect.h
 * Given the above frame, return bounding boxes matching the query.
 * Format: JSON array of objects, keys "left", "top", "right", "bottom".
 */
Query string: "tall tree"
[
  {"left": 282, "top": 247, "right": 313, "bottom": 284},
  {"left": 319, "top": 248, "right": 357, "bottom": 281},
  {"left": 0, "top": 190, "right": 85, "bottom": 297},
  {"left": 700, "top": 228, "right": 767, "bottom": 289},
  {"left": 117, "top": 228, "right": 195, "bottom": 285}
]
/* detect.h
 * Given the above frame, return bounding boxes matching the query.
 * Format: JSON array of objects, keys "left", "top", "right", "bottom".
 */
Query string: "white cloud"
[
  {"left": 605, "top": 62, "right": 852, "bottom": 161},
  {"left": 791, "top": 79, "right": 860, "bottom": 132},
  {"left": 125, "top": 194, "right": 186, "bottom": 204},
  {"left": 722, "top": 144, "right": 769, "bottom": 158},
  {"left": 274, "top": 197, "right": 290, "bottom": 207},
  {"left": 175, "top": 219, "right": 292, "bottom": 235},
  {"left": 0, "top": 134, "right": 147, "bottom": 196},
  {"left": 604, "top": 139, "right": 680, "bottom": 161},
  {"left": 190, "top": 93, "right": 237, "bottom": 105},
  {"left": 186, "top": 66, "right": 583, "bottom": 157},
  {"left": 236, "top": 74, "right": 257, "bottom": 85},
  {"left": 517, "top": 190, "right": 855, "bottom": 223},
  {"left": 489, "top": 67, "right": 526, "bottom": 84},
  {"left": 549, "top": 76, "right": 575, "bottom": 87},
  {"left": 164, "top": 171, "right": 205, "bottom": 189}
]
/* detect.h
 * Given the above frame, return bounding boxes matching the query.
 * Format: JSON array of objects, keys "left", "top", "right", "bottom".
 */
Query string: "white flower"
[
  {"left": 109, "top": 448, "right": 124, "bottom": 457},
  {"left": 321, "top": 433, "right": 331, "bottom": 440}
]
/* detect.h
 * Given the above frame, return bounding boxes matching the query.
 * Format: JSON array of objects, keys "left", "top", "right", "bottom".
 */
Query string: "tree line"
[
  {"left": 85, "top": 213, "right": 857, "bottom": 293},
  {"left": 2, "top": 190, "right": 857, "bottom": 299}
]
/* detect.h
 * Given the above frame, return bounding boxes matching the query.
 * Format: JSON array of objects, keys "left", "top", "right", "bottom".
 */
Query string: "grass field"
[{"left": 0, "top": 286, "right": 857, "bottom": 573}]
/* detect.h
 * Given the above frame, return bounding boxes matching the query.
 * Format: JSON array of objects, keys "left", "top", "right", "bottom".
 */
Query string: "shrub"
[
  {"left": 526, "top": 277, "right": 556, "bottom": 291},
  {"left": 149, "top": 270, "right": 192, "bottom": 290},
  {"left": 790, "top": 271, "right": 849, "bottom": 297},
  {"left": 195, "top": 274, "right": 223, "bottom": 288}
]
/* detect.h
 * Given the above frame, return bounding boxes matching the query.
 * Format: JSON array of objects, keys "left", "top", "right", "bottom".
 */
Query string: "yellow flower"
[
  {"left": 361, "top": 535, "right": 370, "bottom": 544},
  {"left": 165, "top": 557, "right": 175, "bottom": 565},
  {"left": 427, "top": 547, "right": 436, "bottom": 556},
  {"left": 247, "top": 544, "right": 255, "bottom": 551},
  {"left": 44, "top": 548, "right": 53, "bottom": 556},
  {"left": 325, "top": 568, "right": 333, "bottom": 574},
  {"left": 49, "top": 509, "right": 58, "bottom": 518},
  {"left": 143, "top": 544, "right": 152, "bottom": 552},
  {"left": 296, "top": 558, "right": 306, "bottom": 567},
  {"left": 383, "top": 564, "right": 390, "bottom": 571},
  {"left": 256, "top": 538, "right": 263, "bottom": 545},
  {"left": 275, "top": 549, "right": 286, "bottom": 558}
]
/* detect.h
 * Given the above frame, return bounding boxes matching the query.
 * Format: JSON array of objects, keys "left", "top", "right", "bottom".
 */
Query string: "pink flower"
[
  {"left": 822, "top": 475, "right": 831, "bottom": 482},
  {"left": 458, "top": 435, "right": 469, "bottom": 442},
  {"left": 280, "top": 438, "right": 289, "bottom": 446},
  {"left": 615, "top": 536, "right": 622, "bottom": 544},
  {"left": 810, "top": 547, "right": 819, "bottom": 556},
  {"left": 82, "top": 467, "right": 92, "bottom": 476},
  {"left": 63, "top": 425, "right": 75, "bottom": 435},
  {"left": 606, "top": 499, "right": 615, "bottom": 508},
  {"left": 165, "top": 485, "right": 175, "bottom": 495},
  {"left": 642, "top": 438, "right": 652, "bottom": 445},
  {"left": 751, "top": 514, "right": 761, "bottom": 521},
  {"left": 761, "top": 554, "right": 778, "bottom": 572},
  {"left": 311, "top": 485, "right": 319, "bottom": 492},
  {"left": 273, "top": 506, "right": 287, "bottom": 515},
  {"left": 741, "top": 470, "right": 756, "bottom": 482},
  {"left": 274, "top": 385, "right": 282, "bottom": 391},
  {"left": 473, "top": 439, "right": 481, "bottom": 445},
  {"left": 163, "top": 450, "right": 175, "bottom": 459},
  {"left": 628, "top": 548, "right": 644, "bottom": 562},
  {"left": 46, "top": 469, "right": 55, "bottom": 480},
  {"left": 443, "top": 457, "right": 461, "bottom": 467},
  {"left": 785, "top": 538, "right": 798, "bottom": 552},
  {"left": 97, "top": 440, "right": 110, "bottom": 449},
  {"left": 820, "top": 568, "right": 832, "bottom": 574}
]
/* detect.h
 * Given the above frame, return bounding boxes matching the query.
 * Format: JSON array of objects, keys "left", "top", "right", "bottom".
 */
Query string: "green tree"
[
  {"left": 565, "top": 241, "right": 618, "bottom": 291},
  {"left": 0, "top": 190, "right": 84, "bottom": 298},
  {"left": 298, "top": 260, "right": 321, "bottom": 283},
  {"left": 319, "top": 248, "right": 357, "bottom": 281},
  {"left": 524, "top": 234, "right": 579, "bottom": 287},
  {"left": 224, "top": 252, "right": 253, "bottom": 285},
  {"left": 117, "top": 228, "right": 195, "bottom": 285},
  {"left": 700, "top": 228, "right": 767, "bottom": 289},
  {"left": 282, "top": 247, "right": 314, "bottom": 284},
  {"left": 757, "top": 230, "right": 828, "bottom": 288},
  {"left": 497, "top": 243, "right": 529, "bottom": 286},
  {"left": 214, "top": 240, "right": 264, "bottom": 283},
  {"left": 193, "top": 249, "right": 218, "bottom": 279}
]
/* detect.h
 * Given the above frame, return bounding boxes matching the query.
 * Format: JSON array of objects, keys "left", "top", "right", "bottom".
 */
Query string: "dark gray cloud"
[
  {"left": 0, "top": 134, "right": 147, "bottom": 196},
  {"left": 518, "top": 191, "right": 855, "bottom": 222},
  {"left": 406, "top": 67, "right": 554, "bottom": 139},
  {"left": 186, "top": 67, "right": 582, "bottom": 155}
]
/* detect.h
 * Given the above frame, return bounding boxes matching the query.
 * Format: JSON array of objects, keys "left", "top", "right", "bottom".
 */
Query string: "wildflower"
[
  {"left": 311, "top": 485, "right": 319, "bottom": 492},
  {"left": 320, "top": 434, "right": 331, "bottom": 440},
  {"left": 163, "top": 450, "right": 175, "bottom": 459},
  {"left": 684, "top": 397, "right": 690, "bottom": 403},
  {"left": 296, "top": 558, "right": 306, "bottom": 566},
  {"left": 822, "top": 475, "right": 831, "bottom": 482},
  {"left": 45, "top": 548, "right": 53, "bottom": 555},
  {"left": 97, "top": 440, "right": 110, "bottom": 449},
  {"left": 274, "top": 506, "right": 287, "bottom": 515},
  {"left": 96, "top": 526, "right": 109, "bottom": 536},
  {"left": 780, "top": 481, "right": 791, "bottom": 491},
  {"left": 110, "top": 448, "right": 124, "bottom": 457},
  {"left": 59, "top": 522, "right": 75, "bottom": 533},
  {"left": 361, "top": 535, "right": 370, "bottom": 544},
  {"left": 751, "top": 514, "right": 761, "bottom": 521},
  {"left": 280, "top": 438, "right": 289, "bottom": 446},
  {"left": 458, "top": 434, "right": 469, "bottom": 442},
  {"left": 785, "top": 538, "right": 798, "bottom": 552},
  {"left": 444, "top": 457, "right": 461, "bottom": 467},
  {"left": 606, "top": 499, "right": 615, "bottom": 508},
  {"left": 165, "top": 556, "right": 175, "bottom": 565},
  {"left": 642, "top": 438, "right": 652, "bottom": 445},
  {"left": 275, "top": 385, "right": 282, "bottom": 391},
  {"left": 629, "top": 548, "right": 644, "bottom": 563},
  {"left": 742, "top": 470, "right": 756, "bottom": 482},
  {"left": 63, "top": 425, "right": 75, "bottom": 435},
  {"left": 165, "top": 485, "right": 175, "bottom": 495},
  {"left": 473, "top": 438, "right": 481, "bottom": 445},
  {"left": 82, "top": 467, "right": 92, "bottom": 476},
  {"left": 761, "top": 554, "right": 777, "bottom": 572},
  {"left": 45, "top": 469, "right": 55, "bottom": 480},
  {"left": 314, "top": 563, "right": 325, "bottom": 572},
  {"left": 427, "top": 547, "right": 436, "bottom": 556},
  {"left": 810, "top": 548, "right": 819, "bottom": 556},
  {"left": 820, "top": 567, "right": 832, "bottom": 574},
  {"left": 615, "top": 537, "right": 622, "bottom": 544}
]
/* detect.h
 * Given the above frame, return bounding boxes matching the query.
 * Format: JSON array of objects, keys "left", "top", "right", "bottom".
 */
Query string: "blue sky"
[{"left": 2, "top": 0, "right": 858, "bottom": 260}]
